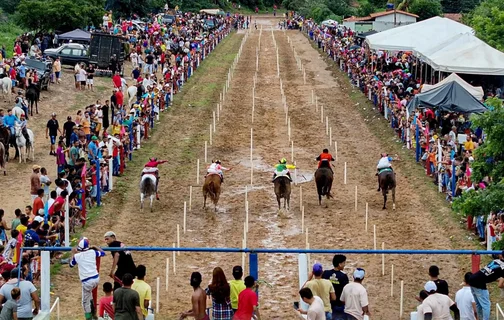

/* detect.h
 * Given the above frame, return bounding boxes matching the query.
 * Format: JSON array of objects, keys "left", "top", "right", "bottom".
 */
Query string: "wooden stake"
[
  {"left": 354, "top": 186, "right": 358, "bottom": 212},
  {"left": 344, "top": 162, "right": 347, "bottom": 184},
  {"left": 400, "top": 280, "right": 404, "bottom": 318},
  {"left": 288, "top": 117, "right": 291, "bottom": 139},
  {"left": 204, "top": 141, "right": 208, "bottom": 163},
  {"left": 325, "top": 116, "right": 329, "bottom": 135},
  {"left": 165, "top": 258, "right": 169, "bottom": 291},
  {"left": 373, "top": 225, "right": 377, "bottom": 254},
  {"left": 320, "top": 105, "right": 324, "bottom": 123},
  {"left": 365, "top": 202, "right": 368, "bottom": 232},
  {"left": 172, "top": 243, "right": 176, "bottom": 274},
  {"left": 209, "top": 124, "right": 213, "bottom": 146},
  {"left": 196, "top": 159, "right": 200, "bottom": 185},
  {"left": 315, "top": 96, "right": 318, "bottom": 112},
  {"left": 391, "top": 265, "right": 394, "bottom": 297},
  {"left": 382, "top": 242, "right": 385, "bottom": 276},
  {"left": 301, "top": 206, "right": 305, "bottom": 233},
  {"left": 291, "top": 140, "right": 294, "bottom": 163},
  {"left": 300, "top": 186, "right": 303, "bottom": 210},
  {"left": 177, "top": 224, "right": 180, "bottom": 256},
  {"left": 213, "top": 111, "right": 216, "bottom": 133},
  {"left": 217, "top": 104, "right": 220, "bottom": 122},
  {"left": 183, "top": 202, "right": 187, "bottom": 234},
  {"left": 189, "top": 186, "right": 193, "bottom": 212},
  {"left": 156, "top": 277, "right": 160, "bottom": 313},
  {"left": 250, "top": 128, "right": 253, "bottom": 185},
  {"left": 246, "top": 201, "right": 249, "bottom": 232}
]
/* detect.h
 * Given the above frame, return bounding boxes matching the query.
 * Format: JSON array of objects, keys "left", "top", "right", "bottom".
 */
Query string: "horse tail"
[
  {"left": 278, "top": 177, "right": 286, "bottom": 195},
  {"left": 141, "top": 176, "right": 156, "bottom": 195},
  {"left": 207, "top": 181, "right": 216, "bottom": 198}
]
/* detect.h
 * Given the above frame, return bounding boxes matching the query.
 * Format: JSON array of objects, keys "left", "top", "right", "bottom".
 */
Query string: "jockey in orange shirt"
[
  {"left": 316, "top": 149, "right": 335, "bottom": 171},
  {"left": 143, "top": 157, "right": 168, "bottom": 199}
]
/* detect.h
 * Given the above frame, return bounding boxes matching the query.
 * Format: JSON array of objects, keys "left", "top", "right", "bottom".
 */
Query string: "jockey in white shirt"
[
  {"left": 376, "top": 153, "right": 399, "bottom": 191},
  {"left": 206, "top": 159, "right": 232, "bottom": 182}
]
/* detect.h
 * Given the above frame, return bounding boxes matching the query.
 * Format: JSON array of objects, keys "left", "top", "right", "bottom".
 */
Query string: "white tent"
[
  {"left": 417, "top": 33, "right": 504, "bottom": 75},
  {"left": 365, "top": 16, "right": 473, "bottom": 52},
  {"left": 421, "top": 73, "right": 484, "bottom": 101}
]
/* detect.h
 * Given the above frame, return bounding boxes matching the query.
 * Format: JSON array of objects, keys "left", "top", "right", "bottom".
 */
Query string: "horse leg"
[
  {"left": 150, "top": 194, "right": 154, "bottom": 212},
  {"left": 392, "top": 187, "right": 396, "bottom": 210},
  {"left": 203, "top": 194, "right": 207, "bottom": 209},
  {"left": 35, "top": 99, "right": 39, "bottom": 114},
  {"left": 140, "top": 193, "right": 144, "bottom": 210},
  {"left": 382, "top": 190, "right": 387, "bottom": 210},
  {"left": 276, "top": 195, "right": 281, "bottom": 210},
  {"left": 287, "top": 195, "right": 290, "bottom": 210},
  {"left": 30, "top": 100, "right": 33, "bottom": 117}
]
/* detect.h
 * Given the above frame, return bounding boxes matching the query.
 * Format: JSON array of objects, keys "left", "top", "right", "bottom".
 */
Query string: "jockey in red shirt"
[
  {"left": 316, "top": 149, "right": 335, "bottom": 171},
  {"left": 143, "top": 157, "right": 168, "bottom": 199}
]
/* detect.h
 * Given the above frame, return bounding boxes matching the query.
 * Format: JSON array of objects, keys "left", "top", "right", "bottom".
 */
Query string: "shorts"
[
  {"left": 80, "top": 81, "right": 86, "bottom": 86},
  {"left": 55, "top": 71, "right": 60, "bottom": 79},
  {"left": 50, "top": 136, "right": 56, "bottom": 145},
  {"left": 11, "top": 80, "right": 16, "bottom": 87},
  {"left": 91, "top": 186, "right": 97, "bottom": 198},
  {"left": 86, "top": 79, "right": 94, "bottom": 85}
]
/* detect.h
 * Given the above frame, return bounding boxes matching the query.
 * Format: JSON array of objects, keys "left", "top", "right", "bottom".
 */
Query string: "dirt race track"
[{"left": 0, "top": 16, "right": 483, "bottom": 319}]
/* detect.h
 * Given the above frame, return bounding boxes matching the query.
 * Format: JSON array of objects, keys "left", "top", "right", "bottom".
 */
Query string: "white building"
[{"left": 343, "top": 10, "right": 418, "bottom": 32}]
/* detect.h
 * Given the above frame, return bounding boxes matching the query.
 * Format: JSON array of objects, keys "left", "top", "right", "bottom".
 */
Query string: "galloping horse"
[
  {"left": 203, "top": 174, "right": 221, "bottom": 212},
  {"left": 0, "top": 143, "right": 6, "bottom": 175},
  {"left": 378, "top": 168, "right": 396, "bottom": 210},
  {"left": 140, "top": 169, "right": 157, "bottom": 212},
  {"left": 14, "top": 124, "right": 35, "bottom": 163},
  {"left": 273, "top": 176, "right": 291, "bottom": 210},
  {"left": 0, "top": 127, "right": 10, "bottom": 161},
  {"left": 315, "top": 160, "right": 334, "bottom": 206}
]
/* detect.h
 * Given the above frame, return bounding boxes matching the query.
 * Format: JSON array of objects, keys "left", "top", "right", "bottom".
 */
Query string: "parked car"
[
  {"left": 44, "top": 43, "right": 89, "bottom": 66},
  {"left": 24, "top": 58, "right": 52, "bottom": 91},
  {"left": 204, "top": 18, "right": 216, "bottom": 30},
  {"left": 161, "top": 14, "right": 175, "bottom": 25}
]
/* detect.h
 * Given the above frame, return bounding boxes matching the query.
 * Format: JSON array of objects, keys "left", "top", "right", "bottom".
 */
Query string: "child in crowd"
[
  {"left": 229, "top": 266, "right": 246, "bottom": 313},
  {"left": 99, "top": 282, "right": 114, "bottom": 320}
]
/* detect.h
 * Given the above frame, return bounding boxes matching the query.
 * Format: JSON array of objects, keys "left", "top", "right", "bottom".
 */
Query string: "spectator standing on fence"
[
  {"left": 69, "top": 237, "right": 106, "bottom": 320},
  {"left": 0, "top": 268, "right": 40, "bottom": 319},
  {"left": 340, "top": 268, "right": 370, "bottom": 320},
  {"left": 455, "top": 272, "right": 477, "bottom": 320},
  {"left": 207, "top": 267, "right": 233, "bottom": 320},
  {"left": 113, "top": 273, "right": 143, "bottom": 320},
  {"left": 229, "top": 266, "right": 245, "bottom": 313},
  {"left": 131, "top": 265, "right": 151, "bottom": 319},
  {"left": 422, "top": 281, "right": 459, "bottom": 320},
  {"left": 304, "top": 263, "right": 335, "bottom": 320},
  {"left": 468, "top": 252, "right": 504, "bottom": 320},
  {"left": 99, "top": 282, "right": 115, "bottom": 320},
  {"left": 429, "top": 265, "right": 449, "bottom": 295},
  {"left": 296, "top": 287, "right": 325, "bottom": 320},
  {"left": 180, "top": 272, "right": 208, "bottom": 320},
  {"left": 233, "top": 275, "right": 261, "bottom": 320},
  {"left": 104, "top": 231, "right": 137, "bottom": 291}
]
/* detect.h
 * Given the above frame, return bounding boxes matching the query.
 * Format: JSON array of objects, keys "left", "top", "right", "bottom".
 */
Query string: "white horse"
[
  {"left": 126, "top": 85, "right": 138, "bottom": 108},
  {"left": 140, "top": 170, "right": 157, "bottom": 212},
  {"left": 14, "top": 124, "right": 35, "bottom": 163},
  {"left": 12, "top": 106, "right": 25, "bottom": 120},
  {"left": 1, "top": 78, "right": 12, "bottom": 102}
]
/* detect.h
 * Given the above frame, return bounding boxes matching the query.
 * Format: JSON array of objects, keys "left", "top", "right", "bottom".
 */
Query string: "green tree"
[
  {"left": 0, "top": 0, "right": 20, "bottom": 14},
  {"left": 408, "top": 0, "right": 442, "bottom": 20},
  {"left": 441, "top": 0, "right": 480, "bottom": 13},
  {"left": 357, "top": 2, "right": 376, "bottom": 16},
  {"left": 465, "top": 0, "right": 504, "bottom": 51}
]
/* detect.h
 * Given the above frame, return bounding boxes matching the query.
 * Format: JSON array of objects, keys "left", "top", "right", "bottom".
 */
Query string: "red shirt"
[
  {"left": 99, "top": 296, "right": 114, "bottom": 319},
  {"left": 91, "top": 167, "right": 97, "bottom": 185},
  {"left": 317, "top": 152, "right": 334, "bottom": 167},
  {"left": 49, "top": 196, "right": 65, "bottom": 216},
  {"left": 115, "top": 91, "right": 124, "bottom": 106},
  {"left": 33, "top": 197, "right": 44, "bottom": 216},
  {"left": 112, "top": 75, "right": 122, "bottom": 88},
  {"left": 144, "top": 160, "right": 167, "bottom": 167},
  {"left": 233, "top": 288, "right": 257, "bottom": 320}
]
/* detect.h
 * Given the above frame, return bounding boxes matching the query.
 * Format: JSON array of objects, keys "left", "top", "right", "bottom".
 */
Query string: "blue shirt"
[
  {"left": 70, "top": 132, "right": 79, "bottom": 145},
  {"left": 24, "top": 229, "right": 40, "bottom": 245},
  {"left": 88, "top": 142, "right": 98, "bottom": 159},
  {"left": 19, "top": 65, "right": 26, "bottom": 78},
  {"left": 3, "top": 115, "right": 16, "bottom": 128}
]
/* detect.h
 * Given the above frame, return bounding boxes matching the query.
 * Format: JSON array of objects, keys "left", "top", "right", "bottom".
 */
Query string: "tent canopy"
[
  {"left": 407, "top": 81, "right": 487, "bottom": 114},
  {"left": 356, "top": 30, "right": 378, "bottom": 39},
  {"left": 321, "top": 19, "right": 338, "bottom": 27},
  {"left": 365, "top": 17, "right": 473, "bottom": 52},
  {"left": 58, "top": 29, "right": 91, "bottom": 42},
  {"left": 421, "top": 73, "right": 484, "bottom": 101},
  {"left": 415, "top": 33, "right": 504, "bottom": 75}
]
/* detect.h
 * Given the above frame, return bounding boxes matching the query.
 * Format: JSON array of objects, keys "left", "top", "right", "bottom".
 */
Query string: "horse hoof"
[{"left": 392, "top": 204, "right": 396, "bottom": 210}]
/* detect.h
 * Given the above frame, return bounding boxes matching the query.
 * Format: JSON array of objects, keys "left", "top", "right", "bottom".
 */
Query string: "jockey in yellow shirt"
[{"left": 272, "top": 158, "right": 296, "bottom": 182}]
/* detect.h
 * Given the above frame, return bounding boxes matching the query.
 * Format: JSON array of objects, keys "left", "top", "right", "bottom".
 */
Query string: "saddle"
[{"left": 378, "top": 167, "right": 393, "bottom": 175}]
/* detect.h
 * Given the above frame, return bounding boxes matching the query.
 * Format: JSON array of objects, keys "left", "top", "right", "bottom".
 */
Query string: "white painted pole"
[
  {"left": 217, "top": 104, "right": 220, "bottom": 122},
  {"left": 373, "top": 225, "right": 377, "bottom": 254},
  {"left": 209, "top": 124, "right": 213, "bottom": 146},
  {"left": 288, "top": 117, "right": 291, "bottom": 139},
  {"left": 291, "top": 140, "right": 294, "bottom": 163},
  {"left": 344, "top": 162, "right": 347, "bottom": 184},
  {"left": 204, "top": 141, "right": 208, "bottom": 163},
  {"left": 172, "top": 243, "right": 176, "bottom": 274},
  {"left": 165, "top": 258, "right": 169, "bottom": 291},
  {"left": 41, "top": 251, "right": 50, "bottom": 312},
  {"left": 300, "top": 186, "right": 303, "bottom": 210},
  {"left": 189, "top": 185, "right": 193, "bottom": 212},
  {"left": 298, "top": 254, "right": 309, "bottom": 311},
  {"left": 329, "top": 127, "right": 332, "bottom": 147},
  {"left": 213, "top": 111, "right": 216, "bottom": 133},
  {"left": 303, "top": 68, "right": 306, "bottom": 84},
  {"left": 365, "top": 202, "right": 368, "bottom": 232},
  {"left": 335, "top": 141, "right": 338, "bottom": 162},
  {"left": 325, "top": 116, "right": 329, "bottom": 135},
  {"left": 400, "top": 280, "right": 404, "bottom": 318},
  {"left": 354, "top": 186, "right": 358, "bottom": 212},
  {"left": 64, "top": 195, "right": 69, "bottom": 246},
  {"left": 246, "top": 201, "right": 249, "bottom": 232},
  {"left": 391, "top": 264, "right": 394, "bottom": 296},
  {"left": 312, "top": 90, "right": 314, "bottom": 104},
  {"left": 177, "top": 224, "right": 180, "bottom": 256},
  {"left": 196, "top": 159, "right": 200, "bottom": 185},
  {"left": 108, "top": 158, "right": 113, "bottom": 191},
  {"left": 320, "top": 105, "right": 324, "bottom": 123},
  {"left": 301, "top": 206, "right": 305, "bottom": 233},
  {"left": 183, "top": 202, "right": 187, "bottom": 234},
  {"left": 315, "top": 96, "right": 318, "bottom": 112},
  {"left": 250, "top": 128, "right": 253, "bottom": 185},
  {"left": 382, "top": 242, "right": 385, "bottom": 276},
  {"left": 156, "top": 277, "right": 160, "bottom": 313}
]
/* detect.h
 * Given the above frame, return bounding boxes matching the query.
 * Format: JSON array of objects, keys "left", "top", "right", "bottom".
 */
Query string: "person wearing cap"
[
  {"left": 30, "top": 165, "right": 41, "bottom": 202},
  {"left": 104, "top": 231, "right": 137, "bottom": 291},
  {"left": 88, "top": 136, "right": 99, "bottom": 161},
  {"left": 340, "top": 268, "right": 370, "bottom": 320},
  {"left": 297, "top": 287, "right": 325, "bottom": 320},
  {"left": 46, "top": 112, "right": 61, "bottom": 156},
  {"left": 69, "top": 237, "right": 106, "bottom": 319},
  {"left": 180, "top": 272, "right": 208, "bottom": 320},
  {"left": 207, "top": 159, "right": 232, "bottom": 183},
  {"left": 422, "top": 281, "right": 459, "bottom": 320},
  {"left": 143, "top": 157, "right": 168, "bottom": 199},
  {"left": 229, "top": 266, "right": 246, "bottom": 312},
  {"left": 322, "top": 254, "right": 349, "bottom": 320},
  {"left": 303, "top": 263, "right": 335, "bottom": 320},
  {"left": 468, "top": 252, "right": 504, "bottom": 320},
  {"left": 376, "top": 153, "right": 400, "bottom": 191}
]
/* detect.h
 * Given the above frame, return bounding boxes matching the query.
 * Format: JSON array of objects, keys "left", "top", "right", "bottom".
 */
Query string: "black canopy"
[
  {"left": 356, "top": 30, "right": 378, "bottom": 39},
  {"left": 58, "top": 29, "right": 91, "bottom": 42},
  {"left": 407, "top": 81, "right": 488, "bottom": 114}
]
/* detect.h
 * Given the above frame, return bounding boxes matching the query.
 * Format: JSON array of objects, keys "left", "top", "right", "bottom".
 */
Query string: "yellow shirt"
[
  {"left": 229, "top": 279, "right": 246, "bottom": 309},
  {"left": 464, "top": 140, "right": 474, "bottom": 152},
  {"left": 305, "top": 278, "right": 335, "bottom": 312},
  {"left": 132, "top": 279, "right": 152, "bottom": 316}
]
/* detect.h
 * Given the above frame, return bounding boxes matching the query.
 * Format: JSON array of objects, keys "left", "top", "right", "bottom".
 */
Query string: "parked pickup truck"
[{"left": 44, "top": 43, "right": 89, "bottom": 67}]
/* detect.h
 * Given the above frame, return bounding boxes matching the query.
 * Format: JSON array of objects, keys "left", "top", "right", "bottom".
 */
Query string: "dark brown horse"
[
  {"left": 0, "top": 143, "right": 6, "bottom": 175},
  {"left": 273, "top": 176, "right": 291, "bottom": 210},
  {"left": 315, "top": 161, "right": 333, "bottom": 206},
  {"left": 203, "top": 174, "right": 221, "bottom": 212},
  {"left": 0, "top": 127, "right": 10, "bottom": 161},
  {"left": 378, "top": 169, "right": 396, "bottom": 210}
]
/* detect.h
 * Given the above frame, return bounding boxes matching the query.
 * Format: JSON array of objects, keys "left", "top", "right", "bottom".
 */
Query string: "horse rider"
[
  {"left": 15, "top": 113, "right": 30, "bottom": 145},
  {"left": 3, "top": 109, "right": 17, "bottom": 137},
  {"left": 272, "top": 158, "right": 296, "bottom": 182},
  {"left": 143, "top": 157, "right": 168, "bottom": 200},
  {"left": 15, "top": 90, "right": 29, "bottom": 120},
  {"left": 206, "top": 159, "right": 231, "bottom": 183},
  {"left": 376, "top": 153, "right": 399, "bottom": 191},
  {"left": 316, "top": 148, "right": 335, "bottom": 172}
]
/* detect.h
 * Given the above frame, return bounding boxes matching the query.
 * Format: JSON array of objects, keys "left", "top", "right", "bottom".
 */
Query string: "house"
[{"left": 343, "top": 10, "right": 418, "bottom": 32}]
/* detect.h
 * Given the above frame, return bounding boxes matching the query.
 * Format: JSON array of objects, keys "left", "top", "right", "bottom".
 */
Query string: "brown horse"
[
  {"left": 203, "top": 174, "right": 221, "bottom": 212},
  {"left": 273, "top": 176, "right": 291, "bottom": 210},
  {"left": 378, "top": 169, "right": 396, "bottom": 210},
  {"left": 0, "top": 143, "right": 5, "bottom": 175},
  {"left": 315, "top": 161, "right": 333, "bottom": 206},
  {"left": 0, "top": 127, "right": 10, "bottom": 161}
]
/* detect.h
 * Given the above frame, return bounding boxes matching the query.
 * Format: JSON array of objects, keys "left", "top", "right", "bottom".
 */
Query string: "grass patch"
[{"left": 0, "top": 19, "right": 23, "bottom": 58}]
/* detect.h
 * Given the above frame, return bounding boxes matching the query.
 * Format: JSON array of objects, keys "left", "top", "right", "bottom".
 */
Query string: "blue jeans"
[
  {"left": 471, "top": 286, "right": 490, "bottom": 320},
  {"left": 326, "top": 312, "right": 332, "bottom": 320},
  {"left": 332, "top": 306, "right": 346, "bottom": 320},
  {"left": 477, "top": 216, "right": 485, "bottom": 239}
]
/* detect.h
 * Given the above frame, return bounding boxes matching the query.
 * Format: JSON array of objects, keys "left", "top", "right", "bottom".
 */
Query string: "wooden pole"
[
  {"left": 156, "top": 277, "right": 160, "bottom": 313},
  {"left": 301, "top": 206, "right": 305, "bottom": 233},
  {"left": 246, "top": 201, "right": 249, "bottom": 232},
  {"left": 325, "top": 116, "right": 329, "bottom": 135},
  {"left": 291, "top": 140, "right": 294, "bottom": 163},
  {"left": 400, "top": 280, "right": 404, "bottom": 318},
  {"left": 344, "top": 162, "right": 347, "bottom": 184},
  {"left": 204, "top": 141, "right": 208, "bottom": 163},
  {"left": 300, "top": 186, "right": 303, "bottom": 210},
  {"left": 189, "top": 186, "right": 193, "bottom": 212},
  {"left": 315, "top": 96, "right": 318, "bottom": 112},
  {"left": 382, "top": 242, "right": 385, "bottom": 276},
  {"left": 320, "top": 105, "right": 324, "bottom": 123},
  {"left": 373, "top": 225, "right": 377, "bottom": 254},
  {"left": 288, "top": 117, "right": 291, "bottom": 140},
  {"left": 177, "top": 224, "right": 180, "bottom": 256},
  {"left": 183, "top": 202, "right": 187, "bottom": 234},
  {"left": 217, "top": 104, "right": 220, "bottom": 122},
  {"left": 209, "top": 124, "right": 212, "bottom": 146},
  {"left": 196, "top": 159, "right": 200, "bottom": 185},
  {"left": 391, "top": 265, "right": 394, "bottom": 297},
  {"left": 252, "top": 88, "right": 255, "bottom": 123},
  {"left": 365, "top": 202, "right": 368, "bottom": 232},
  {"left": 250, "top": 128, "right": 253, "bottom": 185},
  {"left": 354, "top": 186, "right": 358, "bottom": 212},
  {"left": 213, "top": 111, "right": 216, "bottom": 133},
  {"left": 165, "top": 258, "right": 169, "bottom": 291}
]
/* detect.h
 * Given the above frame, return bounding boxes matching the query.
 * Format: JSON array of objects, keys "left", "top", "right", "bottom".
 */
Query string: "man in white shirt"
[
  {"left": 455, "top": 273, "right": 477, "bottom": 320},
  {"left": 340, "top": 268, "right": 370, "bottom": 320},
  {"left": 296, "top": 287, "right": 325, "bottom": 320},
  {"left": 422, "top": 281, "right": 459, "bottom": 320}
]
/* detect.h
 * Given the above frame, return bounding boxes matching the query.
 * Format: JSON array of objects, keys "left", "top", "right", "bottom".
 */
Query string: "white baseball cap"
[
  {"left": 353, "top": 268, "right": 365, "bottom": 280},
  {"left": 424, "top": 281, "right": 437, "bottom": 292}
]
